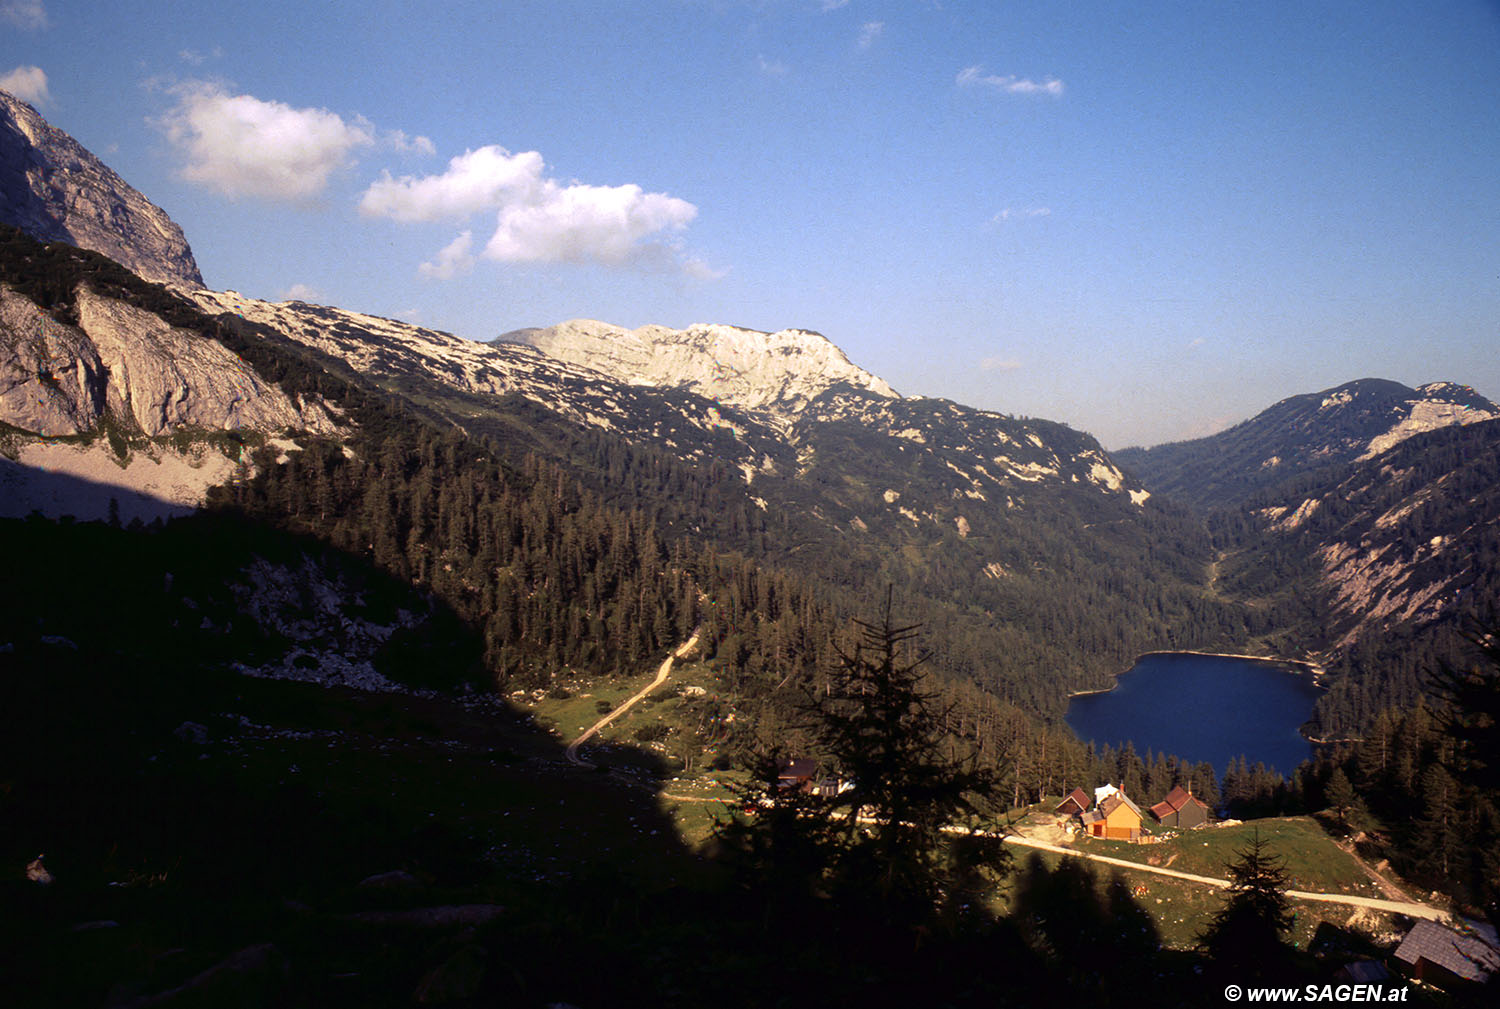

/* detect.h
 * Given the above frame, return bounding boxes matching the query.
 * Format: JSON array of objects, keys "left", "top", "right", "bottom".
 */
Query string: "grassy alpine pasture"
[
  {"left": 1069, "top": 815, "right": 1381, "bottom": 897},
  {"left": 1002, "top": 846, "right": 1406, "bottom": 953}
]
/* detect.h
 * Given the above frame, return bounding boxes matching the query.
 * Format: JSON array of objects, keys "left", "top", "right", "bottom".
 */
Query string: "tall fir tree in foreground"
[
  {"left": 1198, "top": 830, "right": 1296, "bottom": 981},
  {"left": 712, "top": 590, "right": 1008, "bottom": 929},
  {"left": 816, "top": 589, "right": 1007, "bottom": 923}
]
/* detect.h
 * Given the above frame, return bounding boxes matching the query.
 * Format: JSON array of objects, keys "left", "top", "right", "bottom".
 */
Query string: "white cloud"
[
  {"left": 979, "top": 356, "right": 1023, "bottom": 372},
  {"left": 361, "top": 143, "right": 705, "bottom": 272},
  {"left": 485, "top": 182, "right": 697, "bottom": 265},
  {"left": 957, "top": 65, "right": 1064, "bottom": 97},
  {"left": 280, "top": 283, "right": 324, "bottom": 302},
  {"left": 857, "top": 22, "right": 883, "bottom": 49},
  {"left": 385, "top": 129, "right": 436, "bottom": 157},
  {"left": 0, "top": 65, "right": 49, "bottom": 105},
  {"left": 360, "top": 146, "right": 544, "bottom": 221},
  {"left": 1, "top": 1, "right": 48, "bottom": 30},
  {"left": 152, "top": 82, "right": 375, "bottom": 200},
  {"left": 419, "top": 230, "right": 476, "bottom": 279},
  {"left": 819, "top": 0, "right": 850, "bottom": 10},
  {"left": 992, "top": 206, "right": 1051, "bottom": 223}
]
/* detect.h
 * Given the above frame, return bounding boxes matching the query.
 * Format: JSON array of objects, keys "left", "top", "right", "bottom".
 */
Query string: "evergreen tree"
[
  {"left": 1325, "top": 766, "right": 1357, "bottom": 831},
  {"left": 814, "top": 591, "right": 1007, "bottom": 923},
  {"left": 1198, "top": 830, "right": 1296, "bottom": 982}
]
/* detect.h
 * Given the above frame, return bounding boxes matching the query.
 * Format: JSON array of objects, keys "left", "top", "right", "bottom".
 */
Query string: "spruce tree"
[
  {"left": 1325, "top": 766, "right": 1357, "bottom": 831},
  {"left": 813, "top": 590, "right": 1006, "bottom": 922},
  {"left": 1198, "top": 830, "right": 1296, "bottom": 981}
]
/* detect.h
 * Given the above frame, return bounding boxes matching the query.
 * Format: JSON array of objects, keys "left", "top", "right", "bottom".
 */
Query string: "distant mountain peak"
[
  {"left": 507, "top": 317, "right": 898, "bottom": 423},
  {"left": 0, "top": 88, "right": 204, "bottom": 289},
  {"left": 1117, "top": 377, "right": 1500, "bottom": 510}
]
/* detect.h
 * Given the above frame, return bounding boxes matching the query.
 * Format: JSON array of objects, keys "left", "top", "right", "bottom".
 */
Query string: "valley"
[{"left": 3, "top": 81, "right": 1499, "bottom": 1004}]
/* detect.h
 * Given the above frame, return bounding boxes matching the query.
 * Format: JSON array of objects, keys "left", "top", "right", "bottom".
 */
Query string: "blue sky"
[{"left": 3, "top": 0, "right": 1497, "bottom": 448}]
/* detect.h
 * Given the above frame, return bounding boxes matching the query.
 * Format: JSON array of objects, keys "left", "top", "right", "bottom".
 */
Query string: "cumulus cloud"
[
  {"left": 486, "top": 181, "right": 696, "bottom": 264},
  {"left": 0, "top": 65, "right": 49, "bottom": 105},
  {"left": 419, "top": 230, "right": 476, "bottom": 279},
  {"left": 979, "top": 356, "right": 1023, "bottom": 372},
  {"left": 152, "top": 82, "right": 375, "bottom": 200},
  {"left": 857, "top": 22, "right": 883, "bottom": 49},
  {"left": 360, "top": 146, "right": 545, "bottom": 221},
  {"left": 957, "top": 65, "right": 1064, "bottom": 97},
  {"left": 361, "top": 143, "right": 707, "bottom": 273},
  {"left": 1, "top": 1, "right": 48, "bottom": 30}
]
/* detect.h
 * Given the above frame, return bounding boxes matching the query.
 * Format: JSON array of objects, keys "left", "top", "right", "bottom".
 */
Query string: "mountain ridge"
[
  {"left": 0, "top": 87, "right": 204, "bottom": 289},
  {"left": 1116, "top": 377, "right": 1499, "bottom": 511},
  {"left": 502, "top": 317, "right": 899, "bottom": 430},
  {"left": 2, "top": 92, "right": 1495, "bottom": 738}
]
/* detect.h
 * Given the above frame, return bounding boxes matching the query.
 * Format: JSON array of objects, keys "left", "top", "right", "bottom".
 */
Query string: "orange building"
[{"left": 1080, "top": 791, "right": 1144, "bottom": 841}]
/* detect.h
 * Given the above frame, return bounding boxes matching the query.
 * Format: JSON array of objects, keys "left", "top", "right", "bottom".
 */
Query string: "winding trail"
[
  {"left": 1001, "top": 834, "right": 1451, "bottom": 921},
  {"left": 566, "top": 631, "right": 701, "bottom": 768}
]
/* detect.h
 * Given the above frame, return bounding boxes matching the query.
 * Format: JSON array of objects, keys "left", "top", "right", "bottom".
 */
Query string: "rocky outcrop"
[
  {"left": 0, "top": 282, "right": 345, "bottom": 521},
  {"left": 75, "top": 287, "right": 332, "bottom": 436},
  {"left": 505, "top": 318, "right": 898, "bottom": 426},
  {"left": 0, "top": 286, "right": 108, "bottom": 435},
  {"left": 0, "top": 283, "right": 337, "bottom": 438},
  {"left": 0, "top": 88, "right": 204, "bottom": 289}
]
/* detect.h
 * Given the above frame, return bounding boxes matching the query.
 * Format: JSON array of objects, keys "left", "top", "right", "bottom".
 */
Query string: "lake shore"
[
  {"left": 1068, "top": 649, "right": 1327, "bottom": 699},
  {"left": 1066, "top": 650, "right": 1328, "bottom": 773}
]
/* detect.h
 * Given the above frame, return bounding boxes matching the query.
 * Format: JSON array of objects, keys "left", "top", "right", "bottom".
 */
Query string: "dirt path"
[
  {"left": 566, "top": 631, "right": 700, "bottom": 768},
  {"left": 1001, "top": 834, "right": 1451, "bottom": 921}
]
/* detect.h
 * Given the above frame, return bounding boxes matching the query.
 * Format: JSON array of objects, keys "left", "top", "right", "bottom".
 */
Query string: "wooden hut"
[
  {"left": 1054, "top": 788, "right": 1090, "bottom": 817},
  {"left": 1149, "top": 784, "right": 1211, "bottom": 828},
  {"left": 1392, "top": 920, "right": 1499, "bottom": 989}
]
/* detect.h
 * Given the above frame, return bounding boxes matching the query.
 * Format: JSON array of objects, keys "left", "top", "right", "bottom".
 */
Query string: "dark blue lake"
[{"left": 1064, "top": 652, "right": 1322, "bottom": 777}]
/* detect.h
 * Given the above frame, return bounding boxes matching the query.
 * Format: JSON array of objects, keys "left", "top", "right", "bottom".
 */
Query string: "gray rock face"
[
  {"left": 0, "top": 286, "right": 108, "bottom": 435},
  {"left": 0, "top": 283, "right": 339, "bottom": 437},
  {"left": 0, "top": 88, "right": 204, "bottom": 289}
]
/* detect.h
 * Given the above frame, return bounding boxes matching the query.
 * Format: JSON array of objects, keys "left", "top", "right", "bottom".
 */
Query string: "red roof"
[
  {"left": 1055, "top": 787, "right": 1090, "bottom": 814},
  {"left": 1156, "top": 784, "right": 1209, "bottom": 813}
]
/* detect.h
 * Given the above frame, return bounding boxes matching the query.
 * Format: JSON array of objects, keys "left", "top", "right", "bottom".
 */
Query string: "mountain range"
[
  {"left": 3, "top": 82, "right": 1498, "bottom": 741},
  {"left": 7, "top": 83, "right": 1500, "bottom": 1005}
]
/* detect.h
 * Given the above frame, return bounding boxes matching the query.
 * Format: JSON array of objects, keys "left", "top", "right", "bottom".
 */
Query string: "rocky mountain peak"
[
  {"left": 1359, "top": 380, "right": 1500, "bottom": 459},
  {"left": 502, "top": 317, "right": 898, "bottom": 423},
  {"left": 0, "top": 88, "right": 204, "bottom": 289}
]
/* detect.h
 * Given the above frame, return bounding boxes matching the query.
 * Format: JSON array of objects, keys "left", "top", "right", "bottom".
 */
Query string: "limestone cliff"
[
  {"left": 1, "top": 284, "right": 334, "bottom": 438},
  {"left": 0, "top": 88, "right": 204, "bottom": 289}
]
